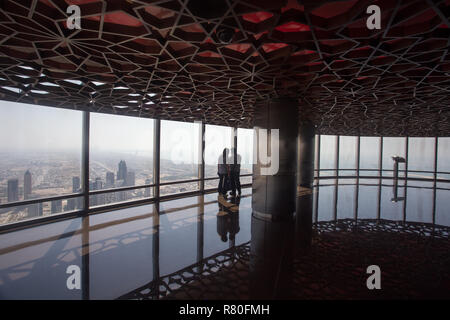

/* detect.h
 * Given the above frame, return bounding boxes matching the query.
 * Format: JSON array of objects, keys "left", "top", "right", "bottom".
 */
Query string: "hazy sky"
[
  {"left": 0, "top": 100, "right": 254, "bottom": 164},
  {"left": 2, "top": 100, "right": 447, "bottom": 170},
  {"left": 0, "top": 100, "right": 82, "bottom": 152},
  {"left": 90, "top": 111, "right": 154, "bottom": 155}
]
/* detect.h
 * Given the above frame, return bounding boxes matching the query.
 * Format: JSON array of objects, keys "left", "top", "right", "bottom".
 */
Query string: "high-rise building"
[
  {"left": 94, "top": 177, "right": 105, "bottom": 206},
  {"left": 105, "top": 173, "right": 116, "bottom": 204},
  {"left": 89, "top": 180, "right": 96, "bottom": 206},
  {"left": 126, "top": 171, "right": 135, "bottom": 187},
  {"left": 144, "top": 178, "right": 151, "bottom": 197},
  {"left": 72, "top": 176, "right": 81, "bottom": 193},
  {"left": 24, "top": 170, "right": 32, "bottom": 199},
  {"left": 117, "top": 191, "right": 127, "bottom": 202},
  {"left": 70, "top": 176, "right": 82, "bottom": 210},
  {"left": 66, "top": 199, "right": 76, "bottom": 211},
  {"left": 94, "top": 177, "right": 103, "bottom": 190},
  {"left": 106, "top": 171, "right": 115, "bottom": 188},
  {"left": 116, "top": 179, "right": 126, "bottom": 187},
  {"left": 28, "top": 202, "right": 43, "bottom": 218},
  {"left": 76, "top": 196, "right": 84, "bottom": 209},
  {"left": 51, "top": 199, "right": 62, "bottom": 214},
  {"left": 117, "top": 160, "right": 127, "bottom": 181},
  {"left": 7, "top": 179, "right": 19, "bottom": 202}
]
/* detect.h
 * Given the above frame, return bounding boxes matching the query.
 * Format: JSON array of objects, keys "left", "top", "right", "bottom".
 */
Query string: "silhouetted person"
[
  {"left": 228, "top": 148, "right": 241, "bottom": 197},
  {"left": 218, "top": 148, "right": 230, "bottom": 197}
]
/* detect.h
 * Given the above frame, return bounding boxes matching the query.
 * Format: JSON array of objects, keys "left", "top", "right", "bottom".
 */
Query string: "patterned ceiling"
[{"left": 0, "top": 0, "right": 449, "bottom": 136}]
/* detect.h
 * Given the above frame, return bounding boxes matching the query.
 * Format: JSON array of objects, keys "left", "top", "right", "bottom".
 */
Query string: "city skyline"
[{"left": 2, "top": 101, "right": 450, "bottom": 228}]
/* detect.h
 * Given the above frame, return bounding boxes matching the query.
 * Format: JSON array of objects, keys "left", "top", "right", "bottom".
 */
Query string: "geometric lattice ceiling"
[{"left": 0, "top": 0, "right": 449, "bottom": 136}]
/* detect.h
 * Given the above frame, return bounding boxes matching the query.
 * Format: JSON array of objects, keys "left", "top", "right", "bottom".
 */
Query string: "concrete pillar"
[
  {"left": 250, "top": 98, "right": 298, "bottom": 299},
  {"left": 252, "top": 98, "right": 298, "bottom": 221},
  {"left": 249, "top": 217, "right": 294, "bottom": 299}
]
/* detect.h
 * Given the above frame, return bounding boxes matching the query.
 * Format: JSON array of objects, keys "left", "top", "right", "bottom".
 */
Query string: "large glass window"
[
  {"left": 319, "top": 135, "right": 337, "bottom": 177},
  {"left": 360, "top": 136, "right": 380, "bottom": 176},
  {"left": 405, "top": 184, "right": 433, "bottom": 223},
  {"left": 160, "top": 120, "right": 200, "bottom": 195},
  {"left": 380, "top": 180, "right": 404, "bottom": 220},
  {"left": 436, "top": 184, "right": 450, "bottom": 227},
  {"left": 407, "top": 137, "right": 435, "bottom": 178},
  {"left": 89, "top": 113, "right": 154, "bottom": 206},
  {"left": 437, "top": 137, "right": 450, "bottom": 180},
  {"left": 338, "top": 136, "right": 357, "bottom": 176},
  {"left": 382, "top": 137, "right": 406, "bottom": 181},
  {"left": 0, "top": 101, "right": 83, "bottom": 225},
  {"left": 316, "top": 185, "right": 336, "bottom": 221},
  {"left": 0, "top": 100, "right": 258, "bottom": 227},
  {"left": 336, "top": 184, "right": 356, "bottom": 219},
  {"left": 204, "top": 124, "right": 233, "bottom": 189},
  {"left": 357, "top": 184, "right": 378, "bottom": 219}
]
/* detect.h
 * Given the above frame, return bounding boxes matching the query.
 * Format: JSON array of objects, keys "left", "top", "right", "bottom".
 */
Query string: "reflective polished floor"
[
  {"left": 0, "top": 180, "right": 449, "bottom": 300},
  {"left": 0, "top": 189, "right": 253, "bottom": 299}
]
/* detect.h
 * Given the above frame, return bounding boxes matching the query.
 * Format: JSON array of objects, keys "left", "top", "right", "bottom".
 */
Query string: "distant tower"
[
  {"left": 70, "top": 176, "right": 82, "bottom": 210},
  {"left": 126, "top": 171, "right": 135, "bottom": 187},
  {"left": 94, "top": 177, "right": 103, "bottom": 190},
  {"left": 117, "top": 160, "right": 127, "bottom": 181},
  {"left": 72, "top": 176, "right": 81, "bottom": 193},
  {"left": 76, "top": 196, "right": 84, "bottom": 210},
  {"left": 66, "top": 199, "right": 76, "bottom": 211},
  {"left": 93, "top": 177, "right": 105, "bottom": 206},
  {"left": 88, "top": 180, "right": 96, "bottom": 206},
  {"left": 105, "top": 172, "right": 115, "bottom": 204},
  {"left": 51, "top": 199, "right": 62, "bottom": 214},
  {"left": 106, "top": 171, "right": 115, "bottom": 188},
  {"left": 24, "top": 170, "right": 32, "bottom": 199},
  {"left": 7, "top": 179, "right": 19, "bottom": 202},
  {"left": 144, "top": 178, "right": 151, "bottom": 197},
  {"left": 28, "top": 203, "right": 43, "bottom": 217}
]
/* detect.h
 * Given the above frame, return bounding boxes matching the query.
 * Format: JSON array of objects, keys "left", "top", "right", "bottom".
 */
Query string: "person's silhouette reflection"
[
  {"left": 228, "top": 197, "right": 240, "bottom": 242},
  {"left": 216, "top": 195, "right": 241, "bottom": 242},
  {"left": 217, "top": 201, "right": 229, "bottom": 242}
]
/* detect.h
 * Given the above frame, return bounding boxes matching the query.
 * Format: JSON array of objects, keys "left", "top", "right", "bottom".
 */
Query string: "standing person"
[
  {"left": 218, "top": 148, "right": 230, "bottom": 197},
  {"left": 228, "top": 147, "right": 241, "bottom": 197}
]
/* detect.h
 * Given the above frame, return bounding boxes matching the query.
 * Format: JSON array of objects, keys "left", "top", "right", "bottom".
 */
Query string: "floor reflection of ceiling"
[
  {"left": 119, "top": 241, "right": 251, "bottom": 300},
  {"left": 292, "top": 219, "right": 450, "bottom": 299},
  {"left": 119, "top": 219, "right": 450, "bottom": 299},
  {"left": 1, "top": 1, "right": 449, "bottom": 136}
]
